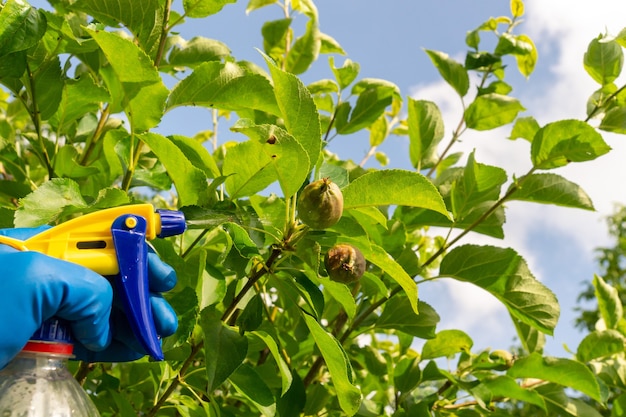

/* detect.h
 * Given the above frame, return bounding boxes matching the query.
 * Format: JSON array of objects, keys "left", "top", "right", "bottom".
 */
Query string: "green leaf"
[
  {"left": 531, "top": 120, "right": 611, "bottom": 170},
  {"left": 168, "top": 37, "right": 231, "bottom": 68},
  {"left": 201, "top": 307, "right": 248, "bottom": 391},
  {"left": 302, "top": 314, "right": 362, "bottom": 416},
  {"left": 439, "top": 245, "right": 559, "bottom": 335},
  {"left": 464, "top": 93, "right": 525, "bottom": 131},
  {"left": 319, "top": 32, "right": 345, "bottom": 55},
  {"left": 377, "top": 297, "right": 440, "bottom": 339},
  {"left": 183, "top": 0, "right": 236, "bottom": 18},
  {"left": 323, "top": 279, "right": 357, "bottom": 320},
  {"left": 515, "top": 34, "right": 537, "bottom": 78},
  {"left": 285, "top": 13, "right": 320, "bottom": 75},
  {"left": 422, "top": 330, "right": 473, "bottom": 360},
  {"left": 342, "top": 169, "right": 449, "bottom": 218},
  {"left": 577, "top": 330, "right": 626, "bottom": 363},
  {"left": 612, "top": 392, "right": 626, "bottom": 417},
  {"left": 330, "top": 56, "right": 359, "bottom": 90},
  {"left": 393, "top": 357, "right": 422, "bottom": 394},
  {"left": 495, "top": 33, "right": 533, "bottom": 56},
  {"left": 509, "top": 173, "right": 595, "bottom": 210},
  {"left": 252, "top": 331, "right": 293, "bottom": 396},
  {"left": 599, "top": 106, "right": 626, "bottom": 133},
  {"left": 425, "top": 49, "right": 469, "bottom": 97},
  {"left": 512, "top": 315, "right": 545, "bottom": 354},
  {"left": 226, "top": 121, "right": 309, "bottom": 198},
  {"left": 72, "top": 0, "right": 160, "bottom": 53},
  {"left": 50, "top": 74, "right": 110, "bottom": 133},
  {"left": 228, "top": 364, "right": 276, "bottom": 416},
  {"left": 265, "top": 54, "right": 321, "bottom": 173},
  {"left": 32, "top": 56, "right": 64, "bottom": 120},
  {"left": 168, "top": 134, "right": 221, "bottom": 179},
  {"left": 510, "top": 0, "right": 524, "bottom": 17},
  {"left": 450, "top": 152, "right": 507, "bottom": 221},
  {"left": 584, "top": 36, "right": 624, "bottom": 85},
  {"left": 510, "top": 116, "right": 540, "bottom": 142},
  {"left": 236, "top": 293, "right": 263, "bottom": 334},
  {"left": 139, "top": 132, "right": 207, "bottom": 206},
  {"left": 508, "top": 353, "right": 604, "bottom": 403},
  {"left": 53, "top": 145, "right": 99, "bottom": 179},
  {"left": 167, "top": 61, "right": 280, "bottom": 116},
  {"left": 408, "top": 98, "right": 444, "bottom": 170},
  {"left": 0, "top": 0, "right": 46, "bottom": 57},
  {"left": 594, "top": 274, "right": 623, "bottom": 330},
  {"left": 336, "top": 83, "right": 395, "bottom": 135},
  {"left": 538, "top": 384, "right": 605, "bottom": 417},
  {"left": 15, "top": 178, "right": 87, "bottom": 227},
  {"left": 362, "top": 244, "right": 418, "bottom": 314},
  {"left": 482, "top": 375, "right": 546, "bottom": 411},
  {"left": 262, "top": 18, "right": 291, "bottom": 61},
  {"left": 246, "top": 0, "right": 277, "bottom": 13},
  {"left": 87, "top": 28, "right": 169, "bottom": 132}
]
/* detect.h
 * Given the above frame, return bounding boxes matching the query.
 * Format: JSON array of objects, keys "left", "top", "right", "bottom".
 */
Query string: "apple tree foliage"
[{"left": 1, "top": 0, "right": 626, "bottom": 415}]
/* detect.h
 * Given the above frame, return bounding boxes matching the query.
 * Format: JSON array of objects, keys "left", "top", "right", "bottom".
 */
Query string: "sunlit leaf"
[
  {"left": 0, "top": 0, "right": 46, "bottom": 56},
  {"left": 183, "top": 0, "right": 236, "bottom": 18},
  {"left": 302, "top": 314, "right": 362, "bottom": 415},
  {"left": 265, "top": 54, "right": 322, "bottom": 173},
  {"left": 440, "top": 245, "right": 559, "bottom": 335},
  {"left": 15, "top": 178, "right": 87, "bottom": 227},
  {"left": 599, "top": 106, "right": 626, "bottom": 133},
  {"left": 509, "top": 173, "right": 595, "bottom": 210},
  {"left": 584, "top": 36, "right": 624, "bottom": 85},
  {"left": 87, "top": 28, "right": 169, "bottom": 132},
  {"left": 227, "top": 120, "right": 309, "bottom": 198},
  {"left": 408, "top": 98, "right": 444, "bottom": 170},
  {"left": 531, "top": 120, "right": 610, "bottom": 169},
  {"left": 577, "top": 330, "right": 626, "bottom": 363},
  {"left": 139, "top": 132, "right": 207, "bottom": 206},
  {"left": 422, "top": 330, "right": 473, "bottom": 360},
  {"left": 167, "top": 61, "right": 280, "bottom": 116},
  {"left": 464, "top": 93, "right": 525, "bottom": 131},
  {"left": 594, "top": 274, "right": 623, "bottom": 330},
  {"left": 71, "top": 0, "right": 161, "bottom": 53},
  {"left": 167, "top": 36, "right": 231, "bottom": 68},
  {"left": 343, "top": 169, "right": 449, "bottom": 218},
  {"left": 425, "top": 49, "right": 469, "bottom": 97},
  {"left": 508, "top": 353, "right": 603, "bottom": 403}
]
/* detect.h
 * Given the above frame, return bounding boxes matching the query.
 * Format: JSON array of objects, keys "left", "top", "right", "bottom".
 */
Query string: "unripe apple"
[{"left": 297, "top": 178, "right": 343, "bottom": 229}]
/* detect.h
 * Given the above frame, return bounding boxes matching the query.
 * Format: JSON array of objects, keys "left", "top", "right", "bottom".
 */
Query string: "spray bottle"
[{"left": 0, "top": 204, "right": 186, "bottom": 416}]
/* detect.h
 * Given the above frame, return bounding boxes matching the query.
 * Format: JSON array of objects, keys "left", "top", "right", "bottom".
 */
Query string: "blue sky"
[{"left": 26, "top": 0, "right": 626, "bottom": 356}]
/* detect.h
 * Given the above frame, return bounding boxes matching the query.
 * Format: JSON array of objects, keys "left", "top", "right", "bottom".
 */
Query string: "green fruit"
[
  {"left": 324, "top": 244, "right": 366, "bottom": 284},
  {"left": 297, "top": 178, "right": 343, "bottom": 229}
]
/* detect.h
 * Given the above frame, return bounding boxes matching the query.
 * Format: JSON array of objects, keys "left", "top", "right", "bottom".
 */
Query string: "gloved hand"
[{"left": 0, "top": 227, "right": 178, "bottom": 368}]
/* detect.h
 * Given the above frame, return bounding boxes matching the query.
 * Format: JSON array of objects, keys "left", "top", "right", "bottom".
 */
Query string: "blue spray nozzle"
[{"left": 157, "top": 209, "right": 187, "bottom": 238}]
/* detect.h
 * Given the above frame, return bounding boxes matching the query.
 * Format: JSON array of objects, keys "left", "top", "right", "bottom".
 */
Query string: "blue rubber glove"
[{"left": 0, "top": 227, "right": 178, "bottom": 368}]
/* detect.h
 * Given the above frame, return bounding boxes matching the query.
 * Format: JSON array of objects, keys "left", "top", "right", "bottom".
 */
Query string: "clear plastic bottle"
[{"left": 0, "top": 319, "right": 100, "bottom": 416}]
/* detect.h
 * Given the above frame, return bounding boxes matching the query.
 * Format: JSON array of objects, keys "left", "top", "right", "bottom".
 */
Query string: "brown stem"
[
  {"left": 80, "top": 104, "right": 110, "bottom": 166},
  {"left": 221, "top": 247, "right": 282, "bottom": 323},
  {"left": 24, "top": 62, "right": 54, "bottom": 179},
  {"left": 154, "top": 0, "right": 172, "bottom": 68},
  {"left": 146, "top": 342, "right": 204, "bottom": 417},
  {"left": 74, "top": 361, "right": 96, "bottom": 386}
]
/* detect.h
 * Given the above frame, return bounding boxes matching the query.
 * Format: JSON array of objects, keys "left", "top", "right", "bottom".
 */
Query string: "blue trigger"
[{"left": 111, "top": 215, "right": 164, "bottom": 361}]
